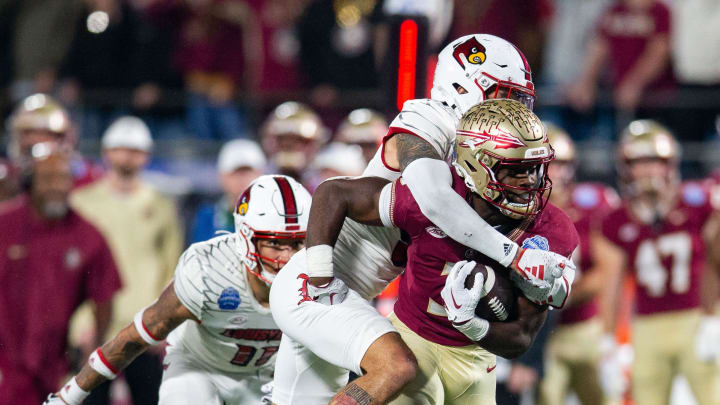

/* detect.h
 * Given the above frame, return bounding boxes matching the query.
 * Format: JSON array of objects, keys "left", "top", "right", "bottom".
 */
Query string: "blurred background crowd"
[{"left": 0, "top": 0, "right": 719, "bottom": 404}]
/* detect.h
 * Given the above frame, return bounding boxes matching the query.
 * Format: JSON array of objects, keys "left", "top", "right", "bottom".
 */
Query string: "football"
[{"left": 463, "top": 262, "right": 518, "bottom": 322}]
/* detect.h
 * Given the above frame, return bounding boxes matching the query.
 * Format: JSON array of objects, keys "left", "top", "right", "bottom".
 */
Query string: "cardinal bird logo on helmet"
[
  {"left": 452, "top": 37, "right": 486, "bottom": 69},
  {"left": 236, "top": 189, "right": 251, "bottom": 216}
]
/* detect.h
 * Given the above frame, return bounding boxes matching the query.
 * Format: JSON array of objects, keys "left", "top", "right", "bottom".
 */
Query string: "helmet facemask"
[
  {"left": 454, "top": 148, "right": 553, "bottom": 220},
  {"left": 453, "top": 99, "right": 553, "bottom": 220},
  {"left": 249, "top": 232, "right": 306, "bottom": 286},
  {"left": 233, "top": 175, "right": 311, "bottom": 286}
]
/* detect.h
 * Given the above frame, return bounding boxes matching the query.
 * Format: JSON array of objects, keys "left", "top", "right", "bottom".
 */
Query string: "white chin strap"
[{"left": 260, "top": 268, "right": 276, "bottom": 286}]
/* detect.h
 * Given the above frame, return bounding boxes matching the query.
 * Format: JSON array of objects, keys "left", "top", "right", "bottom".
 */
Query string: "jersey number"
[
  {"left": 231, "top": 345, "right": 279, "bottom": 367},
  {"left": 635, "top": 232, "right": 692, "bottom": 297}
]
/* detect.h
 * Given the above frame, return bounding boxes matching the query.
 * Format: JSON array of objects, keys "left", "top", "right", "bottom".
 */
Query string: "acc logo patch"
[
  {"left": 452, "top": 37, "right": 486, "bottom": 69},
  {"left": 218, "top": 287, "right": 241, "bottom": 310},
  {"left": 426, "top": 226, "right": 447, "bottom": 239},
  {"left": 522, "top": 235, "right": 549, "bottom": 251}
]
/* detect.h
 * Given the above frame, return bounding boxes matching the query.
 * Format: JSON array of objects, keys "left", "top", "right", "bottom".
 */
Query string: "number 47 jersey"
[{"left": 601, "top": 182, "right": 717, "bottom": 315}]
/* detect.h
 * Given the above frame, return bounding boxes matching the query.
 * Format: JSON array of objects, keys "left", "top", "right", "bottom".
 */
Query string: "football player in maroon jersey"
[
  {"left": 288, "top": 99, "right": 578, "bottom": 404},
  {"left": 538, "top": 124, "right": 620, "bottom": 405},
  {"left": 596, "top": 120, "right": 720, "bottom": 405}
]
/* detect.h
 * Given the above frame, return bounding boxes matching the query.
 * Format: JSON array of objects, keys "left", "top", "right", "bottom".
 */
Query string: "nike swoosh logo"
[
  {"left": 494, "top": 63, "right": 508, "bottom": 68},
  {"left": 487, "top": 364, "right": 497, "bottom": 373},
  {"left": 450, "top": 290, "right": 462, "bottom": 309}
]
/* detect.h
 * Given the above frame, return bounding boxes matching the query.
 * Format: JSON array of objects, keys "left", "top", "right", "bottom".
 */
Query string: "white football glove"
[
  {"left": 441, "top": 260, "right": 490, "bottom": 341},
  {"left": 598, "top": 335, "right": 628, "bottom": 400},
  {"left": 44, "top": 377, "right": 89, "bottom": 405},
  {"left": 43, "top": 394, "right": 68, "bottom": 405},
  {"left": 260, "top": 381, "right": 274, "bottom": 404},
  {"left": 509, "top": 248, "right": 575, "bottom": 308},
  {"left": 695, "top": 315, "right": 720, "bottom": 362},
  {"left": 307, "top": 277, "right": 348, "bottom": 305}
]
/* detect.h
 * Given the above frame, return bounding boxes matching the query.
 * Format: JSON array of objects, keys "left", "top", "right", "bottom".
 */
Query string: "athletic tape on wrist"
[
  {"left": 59, "top": 377, "right": 89, "bottom": 405},
  {"left": 88, "top": 348, "right": 118, "bottom": 380},
  {"left": 306, "top": 245, "right": 334, "bottom": 278},
  {"left": 454, "top": 317, "right": 490, "bottom": 342},
  {"left": 134, "top": 308, "right": 162, "bottom": 345}
]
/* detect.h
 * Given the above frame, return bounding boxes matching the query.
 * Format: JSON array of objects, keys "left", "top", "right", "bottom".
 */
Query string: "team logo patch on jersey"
[
  {"left": 426, "top": 226, "right": 447, "bottom": 238},
  {"left": 228, "top": 314, "right": 248, "bottom": 326},
  {"left": 522, "top": 235, "right": 549, "bottom": 251},
  {"left": 218, "top": 287, "right": 241, "bottom": 310}
]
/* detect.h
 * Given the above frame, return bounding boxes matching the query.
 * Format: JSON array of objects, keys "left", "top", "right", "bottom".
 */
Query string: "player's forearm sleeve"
[{"left": 402, "top": 158, "right": 519, "bottom": 267}]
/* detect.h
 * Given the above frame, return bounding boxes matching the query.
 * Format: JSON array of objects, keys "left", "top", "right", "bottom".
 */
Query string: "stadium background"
[{"left": 0, "top": 0, "right": 718, "bottom": 404}]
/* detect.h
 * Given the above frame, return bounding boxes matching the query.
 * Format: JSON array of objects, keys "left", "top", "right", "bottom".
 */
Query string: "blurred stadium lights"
[{"left": 86, "top": 11, "right": 109, "bottom": 34}]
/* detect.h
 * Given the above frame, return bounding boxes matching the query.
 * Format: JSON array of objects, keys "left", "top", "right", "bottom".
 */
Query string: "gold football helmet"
[
  {"left": 454, "top": 99, "right": 554, "bottom": 219},
  {"left": 261, "top": 101, "right": 326, "bottom": 142},
  {"left": 261, "top": 101, "right": 327, "bottom": 174},
  {"left": 545, "top": 123, "right": 575, "bottom": 163},
  {"left": 335, "top": 108, "right": 387, "bottom": 162},
  {"left": 336, "top": 109, "right": 387, "bottom": 144},
  {"left": 617, "top": 119, "right": 680, "bottom": 196},
  {"left": 545, "top": 122, "right": 576, "bottom": 201},
  {"left": 7, "top": 94, "right": 73, "bottom": 164}
]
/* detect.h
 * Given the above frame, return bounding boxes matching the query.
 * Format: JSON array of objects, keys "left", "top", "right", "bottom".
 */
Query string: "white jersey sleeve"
[
  {"left": 173, "top": 249, "right": 206, "bottom": 321},
  {"left": 388, "top": 98, "right": 458, "bottom": 162}
]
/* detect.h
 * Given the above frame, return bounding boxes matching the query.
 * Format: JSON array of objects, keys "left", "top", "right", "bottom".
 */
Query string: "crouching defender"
[{"left": 44, "top": 175, "right": 311, "bottom": 405}]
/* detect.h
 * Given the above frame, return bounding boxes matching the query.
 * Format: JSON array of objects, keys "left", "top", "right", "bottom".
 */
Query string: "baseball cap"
[
  {"left": 218, "top": 139, "right": 267, "bottom": 174},
  {"left": 311, "top": 143, "right": 366, "bottom": 176},
  {"left": 102, "top": 116, "right": 153, "bottom": 152}
]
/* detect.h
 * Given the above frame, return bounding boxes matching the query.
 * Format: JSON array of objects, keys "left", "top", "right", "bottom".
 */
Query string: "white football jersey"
[
  {"left": 169, "top": 233, "right": 280, "bottom": 375},
  {"left": 334, "top": 99, "right": 457, "bottom": 299}
]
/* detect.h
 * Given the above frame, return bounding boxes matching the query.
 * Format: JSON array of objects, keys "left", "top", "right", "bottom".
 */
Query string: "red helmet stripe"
[
  {"left": 511, "top": 44, "right": 532, "bottom": 82},
  {"left": 273, "top": 177, "right": 298, "bottom": 224}
]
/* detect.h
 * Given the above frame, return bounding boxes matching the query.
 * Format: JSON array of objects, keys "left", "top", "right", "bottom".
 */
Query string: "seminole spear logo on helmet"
[{"left": 452, "top": 37, "right": 486, "bottom": 69}]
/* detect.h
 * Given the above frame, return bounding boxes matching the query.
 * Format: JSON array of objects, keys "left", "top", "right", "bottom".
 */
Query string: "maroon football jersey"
[
  {"left": 601, "top": 181, "right": 715, "bottom": 316},
  {"left": 559, "top": 183, "right": 619, "bottom": 325},
  {"left": 389, "top": 168, "right": 579, "bottom": 346}
]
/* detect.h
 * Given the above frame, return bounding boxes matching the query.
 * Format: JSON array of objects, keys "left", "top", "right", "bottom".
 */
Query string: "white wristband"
[
  {"left": 58, "top": 377, "right": 89, "bottom": 405},
  {"left": 88, "top": 348, "right": 118, "bottom": 380},
  {"left": 134, "top": 308, "right": 162, "bottom": 345},
  {"left": 306, "top": 245, "right": 334, "bottom": 277},
  {"left": 378, "top": 182, "right": 394, "bottom": 228},
  {"left": 453, "top": 317, "right": 490, "bottom": 342}
]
